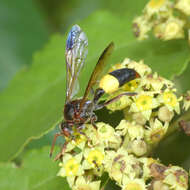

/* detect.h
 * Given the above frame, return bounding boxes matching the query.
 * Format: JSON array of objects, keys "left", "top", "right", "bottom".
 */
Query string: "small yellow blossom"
[
  {"left": 130, "top": 93, "right": 159, "bottom": 120},
  {"left": 145, "top": 119, "right": 168, "bottom": 144},
  {"left": 136, "top": 95, "right": 153, "bottom": 111},
  {"left": 73, "top": 176, "right": 101, "bottom": 190},
  {"left": 152, "top": 180, "right": 170, "bottom": 190},
  {"left": 122, "top": 176, "right": 147, "bottom": 190},
  {"left": 84, "top": 124, "right": 98, "bottom": 146},
  {"left": 145, "top": 0, "right": 172, "bottom": 18},
  {"left": 58, "top": 153, "right": 83, "bottom": 177},
  {"left": 124, "top": 59, "right": 152, "bottom": 77},
  {"left": 175, "top": 0, "right": 190, "bottom": 16},
  {"left": 133, "top": 16, "right": 152, "bottom": 40},
  {"left": 148, "top": 0, "right": 166, "bottom": 9},
  {"left": 87, "top": 150, "right": 104, "bottom": 166},
  {"left": 104, "top": 150, "right": 116, "bottom": 172},
  {"left": 158, "top": 90, "right": 182, "bottom": 114},
  {"left": 141, "top": 73, "right": 168, "bottom": 91},
  {"left": 83, "top": 147, "right": 105, "bottom": 170},
  {"left": 97, "top": 122, "right": 115, "bottom": 139},
  {"left": 116, "top": 120, "right": 128, "bottom": 137},
  {"left": 108, "top": 148, "right": 140, "bottom": 184},
  {"left": 139, "top": 157, "right": 158, "bottom": 180},
  {"left": 154, "top": 17, "right": 185, "bottom": 40},
  {"left": 127, "top": 122, "right": 145, "bottom": 140},
  {"left": 64, "top": 158, "right": 79, "bottom": 176},
  {"left": 163, "top": 166, "right": 188, "bottom": 190},
  {"left": 74, "top": 132, "right": 87, "bottom": 145}
]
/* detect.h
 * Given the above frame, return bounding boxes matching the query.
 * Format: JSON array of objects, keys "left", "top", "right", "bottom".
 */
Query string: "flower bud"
[
  {"left": 131, "top": 139, "right": 147, "bottom": 156},
  {"left": 132, "top": 112, "right": 147, "bottom": 125},
  {"left": 152, "top": 180, "right": 169, "bottom": 190},
  {"left": 158, "top": 106, "right": 174, "bottom": 122}
]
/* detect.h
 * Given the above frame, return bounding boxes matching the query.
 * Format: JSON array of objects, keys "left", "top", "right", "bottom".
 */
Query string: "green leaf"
[
  {"left": 0, "top": 146, "right": 70, "bottom": 190},
  {"left": 0, "top": 0, "right": 48, "bottom": 90},
  {"left": 0, "top": 8, "right": 189, "bottom": 162}
]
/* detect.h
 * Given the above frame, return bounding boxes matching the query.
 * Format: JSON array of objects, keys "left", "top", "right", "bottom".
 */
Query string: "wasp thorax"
[{"left": 64, "top": 101, "right": 77, "bottom": 121}]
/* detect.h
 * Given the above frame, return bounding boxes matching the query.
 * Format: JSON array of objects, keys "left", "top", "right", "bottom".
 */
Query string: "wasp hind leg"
[{"left": 95, "top": 92, "right": 137, "bottom": 110}]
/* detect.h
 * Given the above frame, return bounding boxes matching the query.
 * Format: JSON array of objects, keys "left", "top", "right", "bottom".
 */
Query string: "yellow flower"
[
  {"left": 108, "top": 148, "right": 139, "bottom": 185},
  {"left": 125, "top": 122, "right": 144, "bottom": 140},
  {"left": 139, "top": 157, "right": 158, "bottom": 180},
  {"left": 133, "top": 16, "right": 152, "bottom": 40},
  {"left": 145, "top": 0, "right": 172, "bottom": 18},
  {"left": 145, "top": 119, "right": 168, "bottom": 144},
  {"left": 87, "top": 149, "right": 104, "bottom": 166},
  {"left": 148, "top": 0, "right": 166, "bottom": 9},
  {"left": 64, "top": 158, "right": 79, "bottom": 176},
  {"left": 125, "top": 59, "right": 152, "bottom": 77},
  {"left": 97, "top": 122, "right": 115, "bottom": 139},
  {"left": 154, "top": 17, "right": 185, "bottom": 40},
  {"left": 158, "top": 90, "right": 181, "bottom": 114},
  {"left": 163, "top": 92, "right": 177, "bottom": 106},
  {"left": 141, "top": 73, "right": 169, "bottom": 91},
  {"left": 73, "top": 176, "right": 101, "bottom": 190},
  {"left": 163, "top": 166, "right": 188, "bottom": 190},
  {"left": 130, "top": 93, "right": 159, "bottom": 120},
  {"left": 122, "top": 177, "right": 147, "bottom": 190},
  {"left": 136, "top": 95, "right": 153, "bottom": 111},
  {"left": 58, "top": 153, "right": 83, "bottom": 178},
  {"left": 74, "top": 132, "right": 87, "bottom": 145},
  {"left": 175, "top": 0, "right": 190, "bottom": 16},
  {"left": 83, "top": 147, "right": 105, "bottom": 170}
]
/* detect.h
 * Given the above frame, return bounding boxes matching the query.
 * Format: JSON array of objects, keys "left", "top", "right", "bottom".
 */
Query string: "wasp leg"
[
  {"left": 50, "top": 133, "right": 62, "bottom": 157},
  {"left": 90, "top": 115, "right": 98, "bottom": 130},
  {"left": 95, "top": 92, "right": 137, "bottom": 110},
  {"left": 54, "top": 141, "right": 69, "bottom": 161}
]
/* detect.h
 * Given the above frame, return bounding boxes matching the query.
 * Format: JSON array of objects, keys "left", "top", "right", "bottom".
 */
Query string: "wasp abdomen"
[{"left": 99, "top": 68, "right": 140, "bottom": 94}]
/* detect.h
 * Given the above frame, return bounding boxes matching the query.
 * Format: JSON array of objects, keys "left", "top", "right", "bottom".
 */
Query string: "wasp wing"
[
  {"left": 65, "top": 25, "right": 88, "bottom": 102},
  {"left": 79, "top": 42, "right": 114, "bottom": 110}
]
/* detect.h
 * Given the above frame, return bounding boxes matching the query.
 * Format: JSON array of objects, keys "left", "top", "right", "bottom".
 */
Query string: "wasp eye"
[{"left": 60, "top": 121, "right": 66, "bottom": 130}]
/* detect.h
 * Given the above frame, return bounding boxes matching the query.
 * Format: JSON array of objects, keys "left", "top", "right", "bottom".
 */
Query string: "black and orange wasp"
[{"left": 50, "top": 25, "right": 140, "bottom": 160}]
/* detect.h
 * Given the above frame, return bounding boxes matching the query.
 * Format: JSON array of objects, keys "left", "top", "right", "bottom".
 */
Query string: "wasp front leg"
[{"left": 50, "top": 121, "right": 73, "bottom": 159}]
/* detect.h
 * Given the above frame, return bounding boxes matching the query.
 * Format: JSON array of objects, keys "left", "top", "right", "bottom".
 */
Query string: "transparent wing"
[
  {"left": 79, "top": 42, "right": 114, "bottom": 110},
  {"left": 65, "top": 25, "right": 88, "bottom": 102}
]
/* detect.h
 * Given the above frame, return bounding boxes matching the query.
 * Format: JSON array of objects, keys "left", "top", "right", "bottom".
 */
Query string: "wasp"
[{"left": 50, "top": 25, "right": 140, "bottom": 159}]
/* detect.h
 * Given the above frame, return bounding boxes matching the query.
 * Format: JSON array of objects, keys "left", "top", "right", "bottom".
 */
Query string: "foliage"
[{"left": 0, "top": 0, "right": 48, "bottom": 90}]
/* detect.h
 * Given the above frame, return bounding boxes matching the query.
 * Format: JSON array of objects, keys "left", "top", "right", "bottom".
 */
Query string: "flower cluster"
[
  {"left": 133, "top": 0, "right": 190, "bottom": 41},
  {"left": 57, "top": 58, "right": 188, "bottom": 190}
]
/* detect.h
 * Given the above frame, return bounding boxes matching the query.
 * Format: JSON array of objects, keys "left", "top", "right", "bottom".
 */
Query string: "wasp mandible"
[{"left": 50, "top": 25, "right": 140, "bottom": 159}]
